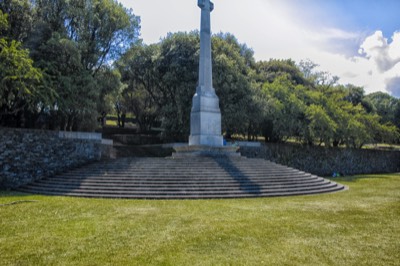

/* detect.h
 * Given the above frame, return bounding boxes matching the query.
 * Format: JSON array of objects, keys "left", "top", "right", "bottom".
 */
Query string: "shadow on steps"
[{"left": 214, "top": 157, "right": 261, "bottom": 195}]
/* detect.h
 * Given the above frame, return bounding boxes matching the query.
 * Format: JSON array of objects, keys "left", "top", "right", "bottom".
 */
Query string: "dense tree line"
[
  {"left": 1, "top": 1, "right": 399, "bottom": 147},
  {"left": 0, "top": 0, "right": 139, "bottom": 130},
  {"left": 118, "top": 32, "right": 399, "bottom": 146}
]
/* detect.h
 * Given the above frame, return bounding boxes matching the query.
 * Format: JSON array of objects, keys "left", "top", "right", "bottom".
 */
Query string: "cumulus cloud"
[
  {"left": 316, "top": 31, "right": 400, "bottom": 97},
  {"left": 384, "top": 60, "right": 400, "bottom": 96},
  {"left": 353, "top": 31, "right": 400, "bottom": 96},
  {"left": 358, "top": 31, "right": 400, "bottom": 72}
]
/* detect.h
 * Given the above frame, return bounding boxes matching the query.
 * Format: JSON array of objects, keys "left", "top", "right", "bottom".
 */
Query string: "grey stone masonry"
[
  {"left": 0, "top": 127, "right": 111, "bottom": 189},
  {"left": 240, "top": 143, "right": 400, "bottom": 176},
  {"left": 189, "top": 0, "right": 223, "bottom": 147}
]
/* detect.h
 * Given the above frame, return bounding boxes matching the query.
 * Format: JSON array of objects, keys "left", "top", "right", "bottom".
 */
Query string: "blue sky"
[
  {"left": 119, "top": 0, "right": 400, "bottom": 97},
  {"left": 309, "top": 0, "right": 399, "bottom": 36}
]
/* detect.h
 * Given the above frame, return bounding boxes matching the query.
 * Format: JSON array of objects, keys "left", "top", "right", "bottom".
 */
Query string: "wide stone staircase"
[{"left": 18, "top": 156, "right": 346, "bottom": 199}]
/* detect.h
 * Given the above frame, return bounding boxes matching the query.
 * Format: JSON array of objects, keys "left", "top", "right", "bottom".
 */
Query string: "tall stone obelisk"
[{"left": 189, "top": 0, "right": 223, "bottom": 147}]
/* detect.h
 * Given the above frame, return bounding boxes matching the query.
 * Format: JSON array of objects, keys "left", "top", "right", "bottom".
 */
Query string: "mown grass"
[{"left": 1, "top": 174, "right": 399, "bottom": 265}]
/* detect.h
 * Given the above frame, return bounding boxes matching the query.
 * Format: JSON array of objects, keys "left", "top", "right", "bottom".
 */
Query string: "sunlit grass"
[
  {"left": 363, "top": 143, "right": 400, "bottom": 150},
  {"left": 105, "top": 119, "right": 118, "bottom": 126},
  {"left": 1, "top": 174, "right": 399, "bottom": 265},
  {"left": 105, "top": 120, "right": 137, "bottom": 128}
]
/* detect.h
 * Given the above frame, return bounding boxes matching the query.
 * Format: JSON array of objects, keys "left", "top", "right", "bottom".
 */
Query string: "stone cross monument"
[{"left": 189, "top": 0, "right": 223, "bottom": 147}]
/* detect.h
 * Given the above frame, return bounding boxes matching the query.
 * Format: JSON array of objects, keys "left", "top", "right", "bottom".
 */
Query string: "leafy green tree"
[
  {"left": 260, "top": 75, "right": 307, "bottom": 142},
  {"left": 118, "top": 44, "right": 160, "bottom": 132},
  {"left": 119, "top": 31, "right": 261, "bottom": 141},
  {"left": 0, "top": 0, "right": 33, "bottom": 42},
  {"left": 64, "top": 0, "right": 140, "bottom": 73},
  {"left": 311, "top": 88, "right": 398, "bottom": 148},
  {"left": 256, "top": 59, "right": 308, "bottom": 86},
  {"left": 298, "top": 59, "right": 318, "bottom": 80},
  {"left": 305, "top": 104, "right": 337, "bottom": 147},
  {"left": 343, "top": 84, "right": 365, "bottom": 106},
  {"left": 156, "top": 32, "right": 199, "bottom": 140},
  {"left": 32, "top": 33, "right": 95, "bottom": 130},
  {"left": 119, "top": 32, "right": 199, "bottom": 139},
  {"left": 365, "top": 92, "right": 400, "bottom": 125},
  {"left": 257, "top": 61, "right": 397, "bottom": 147},
  {"left": 395, "top": 103, "right": 400, "bottom": 130},
  {"left": 0, "top": 10, "right": 46, "bottom": 126},
  {"left": 212, "top": 33, "right": 256, "bottom": 139},
  {"left": 96, "top": 66, "right": 123, "bottom": 126},
  {"left": 0, "top": 8, "right": 7, "bottom": 31},
  {"left": 25, "top": 0, "right": 140, "bottom": 130}
]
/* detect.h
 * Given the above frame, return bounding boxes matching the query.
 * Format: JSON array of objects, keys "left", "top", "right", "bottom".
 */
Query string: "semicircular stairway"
[{"left": 18, "top": 156, "right": 346, "bottom": 199}]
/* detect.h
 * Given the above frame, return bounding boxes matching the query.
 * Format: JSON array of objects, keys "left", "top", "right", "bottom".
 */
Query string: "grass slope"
[{"left": 1, "top": 174, "right": 399, "bottom": 265}]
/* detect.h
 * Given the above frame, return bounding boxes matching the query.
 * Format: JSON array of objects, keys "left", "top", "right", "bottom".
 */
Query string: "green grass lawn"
[{"left": 1, "top": 174, "right": 399, "bottom": 265}]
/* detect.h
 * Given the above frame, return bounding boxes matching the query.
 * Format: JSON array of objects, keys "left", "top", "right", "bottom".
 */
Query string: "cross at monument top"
[{"left": 198, "top": 0, "right": 214, "bottom": 12}]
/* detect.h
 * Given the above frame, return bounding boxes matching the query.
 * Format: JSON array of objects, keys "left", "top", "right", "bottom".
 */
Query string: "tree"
[
  {"left": 343, "top": 84, "right": 365, "bottom": 106},
  {"left": 298, "top": 59, "right": 318, "bottom": 80},
  {"left": 395, "top": 103, "right": 400, "bottom": 130},
  {"left": 298, "top": 59, "right": 339, "bottom": 89},
  {"left": 256, "top": 59, "right": 309, "bottom": 86},
  {"left": 305, "top": 104, "right": 337, "bottom": 147},
  {"left": 118, "top": 31, "right": 260, "bottom": 141},
  {"left": 118, "top": 44, "right": 160, "bottom": 132},
  {"left": 256, "top": 60, "right": 398, "bottom": 147},
  {"left": 0, "top": 10, "right": 46, "bottom": 127},
  {"left": 156, "top": 32, "right": 199, "bottom": 140},
  {"left": 0, "top": 0, "right": 33, "bottom": 42},
  {"left": 96, "top": 66, "right": 123, "bottom": 126},
  {"left": 23, "top": 0, "right": 141, "bottom": 130},
  {"left": 365, "top": 92, "right": 400, "bottom": 126},
  {"left": 260, "top": 75, "right": 307, "bottom": 142},
  {"left": 64, "top": 0, "right": 141, "bottom": 74},
  {"left": 212, "top": 33, "right": 256, "bottom": 139}
]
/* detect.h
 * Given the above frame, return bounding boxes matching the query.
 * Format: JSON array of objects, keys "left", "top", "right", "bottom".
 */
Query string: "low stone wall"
[
  {"left": 240, "top": 143, "right": 400, "bottom": 176},
  {"left": 113, "top": 134, "right": 162, "bottom": 145},
  {"left": 0, "top": 127, "right": 111, "bottom": 189}
]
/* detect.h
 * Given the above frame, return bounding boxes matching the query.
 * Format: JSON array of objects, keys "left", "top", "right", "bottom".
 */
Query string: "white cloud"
[
  {"left": 358, "top": 31, "right": 400, "bottom": 72},
  {"left": 330, "top": 31, "right": 400, "bottom": 97},
  {"left": 388, "top": 32, "right": 400, "bottom": 59}
]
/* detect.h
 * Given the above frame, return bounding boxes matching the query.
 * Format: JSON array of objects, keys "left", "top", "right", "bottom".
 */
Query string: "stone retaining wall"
[
  {"left": 0, "top": 127, "right": 111, "bottom": 189},
  {"left": 240, "top": 143, "right": 400, "bottom": 176}
]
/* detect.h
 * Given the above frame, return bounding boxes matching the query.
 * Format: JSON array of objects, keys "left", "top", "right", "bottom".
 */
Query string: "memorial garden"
[
  {"left": 0, "top": 0, "right": 399, "bottom": 264},
  {"left": 0, "top": 0, "right": 399, "bottom": 145}
]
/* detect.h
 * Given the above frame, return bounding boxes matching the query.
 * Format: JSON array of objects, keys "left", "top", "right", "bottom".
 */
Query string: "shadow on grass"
[
  {"left": 332, "top": 173, "right": 399, "bottom": 183},
  {"left": 214, "top": 156, "right": 261, "bottom": 195},
  {"left": 0, "top": 190, "right": 33, "bottom": 198},
  {"left": 0, "top": 190, "right": 40, "bottom": 207},
  {"left": 0, "top": 190, "right": 37, "bottom": 199}
]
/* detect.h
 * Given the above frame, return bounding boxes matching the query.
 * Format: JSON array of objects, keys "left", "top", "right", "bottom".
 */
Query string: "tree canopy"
[
  {"left": 0, "top": 9, "right": 46, "bottom": 126},
  {"left": 0, "top": 0, "right": 140, "bottom": 130},
  {"left": 1, "top": 1, "right": 399, "bottom": 147}
]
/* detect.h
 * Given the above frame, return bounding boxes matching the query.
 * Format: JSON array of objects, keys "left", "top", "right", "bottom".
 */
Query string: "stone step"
[
  {"left": 36, "top": 176, "right": 321, "bottom": 185},
  {"left": 27, "top": 178, "right": 328, "bottom": 190},
  {"left": 58, "top": 171, "right": 311, "bottom": 179},
  {"left": 62, "top": 163, "right": 303, "bottom": 172},
  {"left": 62, "top": 162, "right": 302, "bottom": 169},
  {"left": 41, "top": 173, "right": 319, "bottom": 182},
  {"left": 18, "top": 184, "right": 344, "bottom": 199},
  {"left": 18, "top": 157, "right": 346, "bottom": 199},
  {"left": 20, "top": 181, "right": 339, "bottom": 195}
]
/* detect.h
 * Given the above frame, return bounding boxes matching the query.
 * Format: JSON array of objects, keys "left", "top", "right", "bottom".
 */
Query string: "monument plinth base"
[
  {"left": 189, "top": 134, "right": 223, "bottom": 147},
  {"left": 189, "top": 91, "right": 223, "bottom": 147},
  {"left": 172, "top": 145, "right": 240, "bottom": 158}
]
